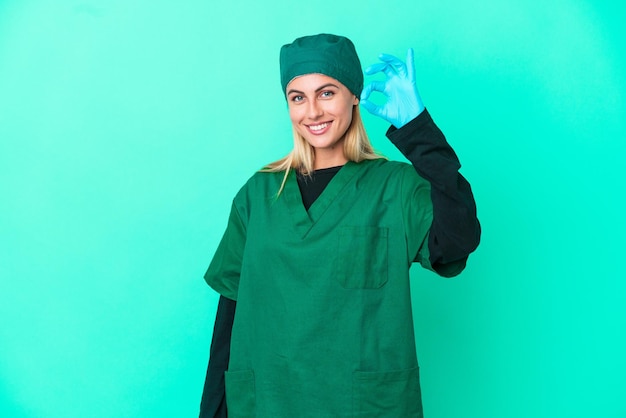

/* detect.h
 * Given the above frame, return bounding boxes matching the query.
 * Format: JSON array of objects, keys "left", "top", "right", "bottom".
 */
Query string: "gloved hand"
[{"left": 360, "top": 48, "right": 425, "bottom": 129}]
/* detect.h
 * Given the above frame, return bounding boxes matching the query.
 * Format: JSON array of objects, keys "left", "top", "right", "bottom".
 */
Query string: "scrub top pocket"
[
  {"left": 225, "top": 369, "right": 256, "bottom": 418},
  {"left": 353, "top": 367, "right": 423, "bottom": 417},
  {"left": 337, "top": 226, "right": 389, "bottom": 289}
]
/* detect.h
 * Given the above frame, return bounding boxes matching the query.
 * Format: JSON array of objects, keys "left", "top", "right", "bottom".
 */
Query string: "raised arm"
[{"left": 361, "top": 48, "right": 480, "bottom": 276}]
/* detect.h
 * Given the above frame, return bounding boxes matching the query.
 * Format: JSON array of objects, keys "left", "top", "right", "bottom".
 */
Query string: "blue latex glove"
[{"left": 360, "top": 48, "right": 425, "bottom": 129}]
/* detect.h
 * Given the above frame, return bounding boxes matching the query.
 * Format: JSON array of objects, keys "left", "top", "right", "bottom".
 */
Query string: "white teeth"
[{"left": 309, "top": 122, "right": 329, "bottom": 131}]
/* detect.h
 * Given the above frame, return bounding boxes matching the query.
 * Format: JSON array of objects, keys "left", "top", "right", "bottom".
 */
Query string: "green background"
[{"left": 1, "top": 1, "right": 624, "bottom": 417}]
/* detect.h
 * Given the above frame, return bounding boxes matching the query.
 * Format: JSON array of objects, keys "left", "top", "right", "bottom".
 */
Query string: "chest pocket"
[{"left": 336, "top": 226, "right": 389, "bottom": 289}]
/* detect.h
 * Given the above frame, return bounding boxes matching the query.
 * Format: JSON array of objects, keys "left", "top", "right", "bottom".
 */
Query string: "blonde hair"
[{"left": 262, "top": 105, "right": 384, "bottom": 195}]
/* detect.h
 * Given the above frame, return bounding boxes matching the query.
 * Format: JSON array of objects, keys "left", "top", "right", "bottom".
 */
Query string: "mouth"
[{"left": 305, "top": 121, "right": 332, "bottom": 135}]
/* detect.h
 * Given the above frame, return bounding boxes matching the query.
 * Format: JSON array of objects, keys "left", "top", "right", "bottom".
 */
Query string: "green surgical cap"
[{"left": 280, "top": 33, "right": 363, "bottom": 98}]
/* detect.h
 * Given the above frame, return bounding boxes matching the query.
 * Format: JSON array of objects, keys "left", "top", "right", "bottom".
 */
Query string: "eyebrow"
[{"left": 287, "top": 83, "right": 339, "bottom": 96}]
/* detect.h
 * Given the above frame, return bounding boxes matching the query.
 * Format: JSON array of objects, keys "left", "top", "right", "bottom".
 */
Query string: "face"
[{"left": 286, "top": 73, "right": 359, "bottom": 164}]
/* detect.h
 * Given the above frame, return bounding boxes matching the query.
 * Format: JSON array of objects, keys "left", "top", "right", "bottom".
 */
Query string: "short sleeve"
[
  {"left": 204, "top": 201, "right": 247, "bottom": 301},
  {"left": 399, "top": 164, "right": 435, "bottom": 271}
]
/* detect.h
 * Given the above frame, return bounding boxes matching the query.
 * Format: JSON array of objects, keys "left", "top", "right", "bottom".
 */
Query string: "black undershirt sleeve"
[
  {"left": 200, "top": 109, "right": 480, "bottom": 415},
  {"left": 386, "top": 108, "right": 481, "bottom": 276},
  {"left": 199, "top": 296, "right": 235, "bottom": 418}
]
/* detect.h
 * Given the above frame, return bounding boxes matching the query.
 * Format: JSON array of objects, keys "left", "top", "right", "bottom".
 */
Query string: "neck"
[
  {"left": 313, "top": 144, "right": 347, "bottom": 170},
  {"left": 313, "top": 153, "right": 348, "bottom": 170}
]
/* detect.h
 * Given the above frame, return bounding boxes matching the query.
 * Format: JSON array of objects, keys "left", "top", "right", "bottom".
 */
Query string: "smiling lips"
[{"left": 306, "top": 121, "right": 332, "bottom": 135}]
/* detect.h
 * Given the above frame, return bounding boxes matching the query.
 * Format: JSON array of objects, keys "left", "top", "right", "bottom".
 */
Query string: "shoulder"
[
  {"left": 357, "top": 158, "right": 426, "bottom": 184},
  {"left": 359, "top": 158, "right": 410, "bottom": 171},
  {"left": 233, "top": 169, "right": 285, "bottom": 202},
  {"left": 245, "top": 169, "right": 283, "bottom": 187}
]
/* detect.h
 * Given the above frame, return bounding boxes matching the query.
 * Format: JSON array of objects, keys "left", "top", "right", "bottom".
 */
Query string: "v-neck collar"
[{"left": 284, "top": 161, "right": 362, "bottom": 238}]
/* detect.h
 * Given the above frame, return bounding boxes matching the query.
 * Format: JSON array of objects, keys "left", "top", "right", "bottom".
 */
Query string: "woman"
[{"left": 200, "top": 33, "right": 480, "bottom": 418}]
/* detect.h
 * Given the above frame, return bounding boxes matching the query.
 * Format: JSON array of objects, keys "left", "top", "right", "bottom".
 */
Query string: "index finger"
[
  {"left": 378, "top": 53, "right": 407, "bottom": 78},
  {"left": 364, "top": 62, "right": 388, "bottom": 76}
]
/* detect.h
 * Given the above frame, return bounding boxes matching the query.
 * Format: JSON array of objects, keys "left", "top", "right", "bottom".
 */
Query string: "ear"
[{"left": 353, "top": 95, "right": 359, "bottom": 105}]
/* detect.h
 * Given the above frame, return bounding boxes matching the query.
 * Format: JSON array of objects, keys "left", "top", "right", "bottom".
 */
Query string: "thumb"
[{"left": 360, "top": 98, "right": 384, "bottom": 118}]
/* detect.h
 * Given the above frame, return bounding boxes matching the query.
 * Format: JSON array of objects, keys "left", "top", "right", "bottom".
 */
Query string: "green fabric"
[
  {"left": 205, "top": 159, "right": 434, "bottom": 417},
  {"left": 280, "top": 33, "right": 364, "bottom": 97}
]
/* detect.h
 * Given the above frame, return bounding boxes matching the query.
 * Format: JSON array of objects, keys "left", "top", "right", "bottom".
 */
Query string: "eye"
[
  {"left": 290, "top": 95, "right": 304, "bottom": 103},
  {"left": 320, "top": 90, "right": 334, "bottom": 99}
]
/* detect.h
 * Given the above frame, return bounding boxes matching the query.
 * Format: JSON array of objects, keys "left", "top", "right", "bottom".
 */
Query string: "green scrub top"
[{"left": 205, "top": 158, "right": 434, "bottom": 418}]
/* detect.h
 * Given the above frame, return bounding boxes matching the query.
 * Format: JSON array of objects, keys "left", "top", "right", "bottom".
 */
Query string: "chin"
[{"left": 307, "top": 137, "right": 340, "bottom": 149}]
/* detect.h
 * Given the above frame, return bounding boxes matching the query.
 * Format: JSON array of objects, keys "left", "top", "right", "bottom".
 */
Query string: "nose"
[{"left": 306, "top": 99, "right": 323, "bottom": 120}]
